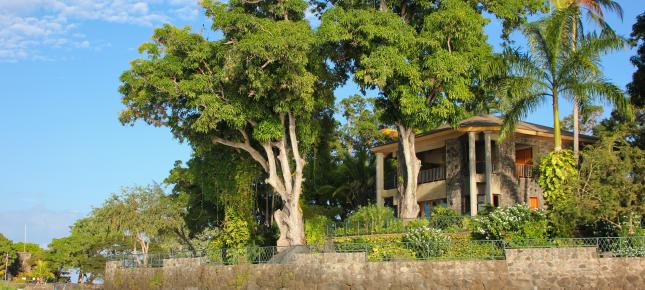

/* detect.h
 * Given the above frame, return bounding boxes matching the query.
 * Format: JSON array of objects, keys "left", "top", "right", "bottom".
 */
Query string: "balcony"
[
  {"left": 516, "top": 163, "right": 534, "bottom": 178},
  {"left": 384, "top": 167, "right": 446, "bottom": 190}
]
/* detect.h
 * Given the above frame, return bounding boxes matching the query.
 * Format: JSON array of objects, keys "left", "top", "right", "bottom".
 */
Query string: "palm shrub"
[{"left": 342, "top": 205, "right": 397, "bottom": 235}]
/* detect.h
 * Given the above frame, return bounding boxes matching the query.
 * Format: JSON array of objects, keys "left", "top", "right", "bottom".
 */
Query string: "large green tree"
[
  {"left": 629, "top": 11, "right": 645, "bottom": 108},
  {"left": 318, "top": 0, "right": 545, "bottom": 219},
  {"left": 119, "top": 0, "right": 335, "bottom": 246},
  {"left": 501, "top": 8, "right": 627, "bottom": 151},
  {"left": 598, "top": 11, "right": 645, "bottom": 149}
]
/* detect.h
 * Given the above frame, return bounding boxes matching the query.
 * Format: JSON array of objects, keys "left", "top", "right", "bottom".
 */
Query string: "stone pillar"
[
  {"left": 16, "top": 252, "right": 32, "bottom": 274},
  {"left": 375, "top": 152, "right": 384, "bottom": 206},
  {"left": 484, "top": 132, "right": 493, "bottom": 205},
  {"left": 468, "top": 132, "right": 477, "bottom": 216}
]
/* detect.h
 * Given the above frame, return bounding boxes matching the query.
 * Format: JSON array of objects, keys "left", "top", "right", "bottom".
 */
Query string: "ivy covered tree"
[
  {"left": 119, "top": 0, "right": 336, "bottom": 246},
  {"left": 318, "top": 0, "right": 546, "bottom": 219}
]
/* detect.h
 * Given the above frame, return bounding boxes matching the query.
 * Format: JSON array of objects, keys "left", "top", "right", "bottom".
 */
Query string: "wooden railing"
[
  {"left": 516, "top": 163, "right": 534, "bottom": 178},
  {"left": 384, "top": 167, "right": 446, "bottom": 190},
  {"left": 418, "top": 167, "right": 445, "bottom": 184}
]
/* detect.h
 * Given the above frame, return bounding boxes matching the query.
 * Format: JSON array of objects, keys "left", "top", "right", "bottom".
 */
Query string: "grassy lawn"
[{"left": 0, "top": 281, "right": 24, "bottom": 290}]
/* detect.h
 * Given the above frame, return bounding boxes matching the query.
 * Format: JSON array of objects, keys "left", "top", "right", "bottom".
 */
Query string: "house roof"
[{"left": 371, "top": 115, "right": 598, "bottom": 153}]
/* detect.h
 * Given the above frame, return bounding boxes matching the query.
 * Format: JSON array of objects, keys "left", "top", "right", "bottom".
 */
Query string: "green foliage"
[
  {"left": 46, "top": 215, "right": 120, "bottom": 283},
  {"left": 430, "top": 207, "right": 464, "bottom": 231},
  {"left": 500, "top": 8, "right": 628, "bottom": 148},
  {"left": 548, "top": 131, "right": 645, "bottom": 237},
  {"left": 320, "top": 1, "right": 491, "bottom": 132},
  {"left": 91, "top": 184, "right": 189, "bottom": 257},
  {"left": 404, "top": 227, "right": 451, "bottom": 259},
  {"left": 0, "top": 281, "right": 20, "bottom": 290},
  {"left": 347, "top": 205, "right": 395, "bottom": 226},
  {"left": 207, "top": 211, "right": 251, "bottom": 263},
  {"left": 304, "top": 215, "right": 331, "bottom": 246},
  {"left": 537, "top": 150, "right": 577, "bottom": 203},
  {"left": 367, "top": 243, "right": 416, "bottom": 262},
  {"left": 472, "top": 204, "right": 548, "bottom": 241},
  {"left": 627, "top": 12, "right": 645, "bottom": 108},
  {"left": 0, "top": 234, "right": 15, "bottom": 279},
  {"left": 29, "top": 260, "right": 54, "bottom": 282},
  {"left": 337, "top": 95, "right": 385, "bottom": 153}
]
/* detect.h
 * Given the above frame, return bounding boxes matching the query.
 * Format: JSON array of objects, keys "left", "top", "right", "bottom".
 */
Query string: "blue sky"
[{"left": 0, "top": 1, "right": 643, "bottom": 247}]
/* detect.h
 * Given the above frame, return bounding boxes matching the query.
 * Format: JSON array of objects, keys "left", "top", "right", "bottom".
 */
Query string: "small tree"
[
  {"left": 30, "top": 261, "right": 54, "bottom": 284},
  {"left": 92, "top": 185, "right": 184, "bottom": 265}
]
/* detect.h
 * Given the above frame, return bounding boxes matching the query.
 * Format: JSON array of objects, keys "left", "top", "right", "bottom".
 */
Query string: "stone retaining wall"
[{"left": 105, "top": 247, "right": 645, "bottom": 290}]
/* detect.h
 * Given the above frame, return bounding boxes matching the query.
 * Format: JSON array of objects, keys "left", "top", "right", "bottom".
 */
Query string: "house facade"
[{"left": 372, "top": 115, "right": 596, "bottom": 217}]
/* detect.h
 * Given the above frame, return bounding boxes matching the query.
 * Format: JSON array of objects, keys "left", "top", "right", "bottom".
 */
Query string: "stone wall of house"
[
  {"left": 514, "top": 135, "right": 553, "bottom": 206},
  {"left": 497, "top": 135, "right": 518, "bottom": 207},
  {"left": 105, "top": 247, "right": 645, "bottom": 290},
  {"left": 445, "top": 136, "right": 463, "bottom": 213}
]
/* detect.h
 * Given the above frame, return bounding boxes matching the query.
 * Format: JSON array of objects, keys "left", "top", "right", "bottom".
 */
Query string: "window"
[
  {"left": 493, "top": 194, "right": 500, "bottom": 208},
  {"left": 418, "top": 199, "right": 448, "bottom": 218},
  {"left": 529, "top": 197, "right": 539, "bottom": 209}
]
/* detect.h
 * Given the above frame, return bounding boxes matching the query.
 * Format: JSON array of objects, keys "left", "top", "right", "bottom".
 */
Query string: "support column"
[
  {"left": 468, "top": 132, "right": 477, "bottom": 216},
  {"left": 484, "top": 132, "right": 493, "bottom": 206},
  {"left": 376, "top": 152, "right": 384, "bottom": 206}
]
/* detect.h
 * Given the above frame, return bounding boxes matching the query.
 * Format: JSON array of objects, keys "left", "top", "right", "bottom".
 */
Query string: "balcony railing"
[
  {"left": 384, "top": 167, "right": 446, "bottom": 190},
  {"left": 516, "top": 163, "right": 534, "bottom": 178},
  {"left": 418, "top": 167, "right": 445, "bottom": 184}
]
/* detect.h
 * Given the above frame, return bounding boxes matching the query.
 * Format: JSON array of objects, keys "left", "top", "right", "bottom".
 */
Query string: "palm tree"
[
  {"left": 501, "top": 8, "right": 627, "bottom": 151},
  {"left": 551, "top": 0, "right": 623, "bottom": 162}
]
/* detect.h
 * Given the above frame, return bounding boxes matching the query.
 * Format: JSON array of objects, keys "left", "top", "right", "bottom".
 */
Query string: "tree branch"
[{"left": 211, "top": 133, "right": 269, "bottom": 173}]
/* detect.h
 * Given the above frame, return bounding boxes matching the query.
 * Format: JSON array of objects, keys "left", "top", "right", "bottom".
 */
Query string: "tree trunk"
[
  {"left": 396, "top": 124, "right": 420, "bottom": 220},
  {"left": 572, "top": 19, "right": 580, "bottom": 163},
  {"left": 77, "top": 271, "right": 84, "bottom": 284},
  {"left": 573, "top": 95, "right": 579, "bottom": 158},
  {"left": 553, "top": 91, "right": 562, "bottom": 151},
  {"left": 274, "top": 199, "right": 305, "bottom": 247},
  {"left": 211, "top": 113, "right": 306, "bottom": 247}
]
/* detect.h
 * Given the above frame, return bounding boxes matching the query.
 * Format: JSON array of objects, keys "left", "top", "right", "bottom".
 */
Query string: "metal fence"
[
  {"left": 110, "top": 236, "right": 645, "bottom": 268},
  {"left": 326, "top": 216, "right": 465, "bottom": 237}
]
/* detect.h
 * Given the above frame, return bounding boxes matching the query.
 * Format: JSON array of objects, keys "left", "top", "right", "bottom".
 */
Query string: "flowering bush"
[
  {"left": 404, "top": 226, "right": 451, "bottom": 259},
  {"left": 471, "top": 204, "right": 548, "bottom": 241}
]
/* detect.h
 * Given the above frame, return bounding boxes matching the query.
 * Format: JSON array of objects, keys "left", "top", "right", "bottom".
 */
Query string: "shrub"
[
  {"left": 367, "top": 243, "right": 416, "bottom": 261},
  {"left": 347, "top": 205, "right": 395, "bottom": 229},
  {"left": 334, "top": 205, "right": 399, "bottom": 235},
  {"left": 537, "top": 150, "right": 577, "bottom": 204},
  {"left": 471, "top": 204, "right": 548, "bottom": 241},
  {"left": 404, "top": 226, "right": 451, "bottom": 259},
  {"left": 429, "top": 207, "right": 463, "bottom": 230},
  {"left": 305, "top": 214, "right": 331, "bottom": 246},
  {"left": 207, "top": 211, "right": 251, "bottom": 263}
]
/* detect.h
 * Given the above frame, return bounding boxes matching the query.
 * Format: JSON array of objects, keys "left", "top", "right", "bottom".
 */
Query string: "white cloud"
[{"left": 0, "top": 0, "right": 201, "bottom": 62}]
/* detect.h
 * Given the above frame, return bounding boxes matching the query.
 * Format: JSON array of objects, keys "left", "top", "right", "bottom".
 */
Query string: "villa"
[{"left": 372, "top": 115, "right": 597, "bottom": 217}]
